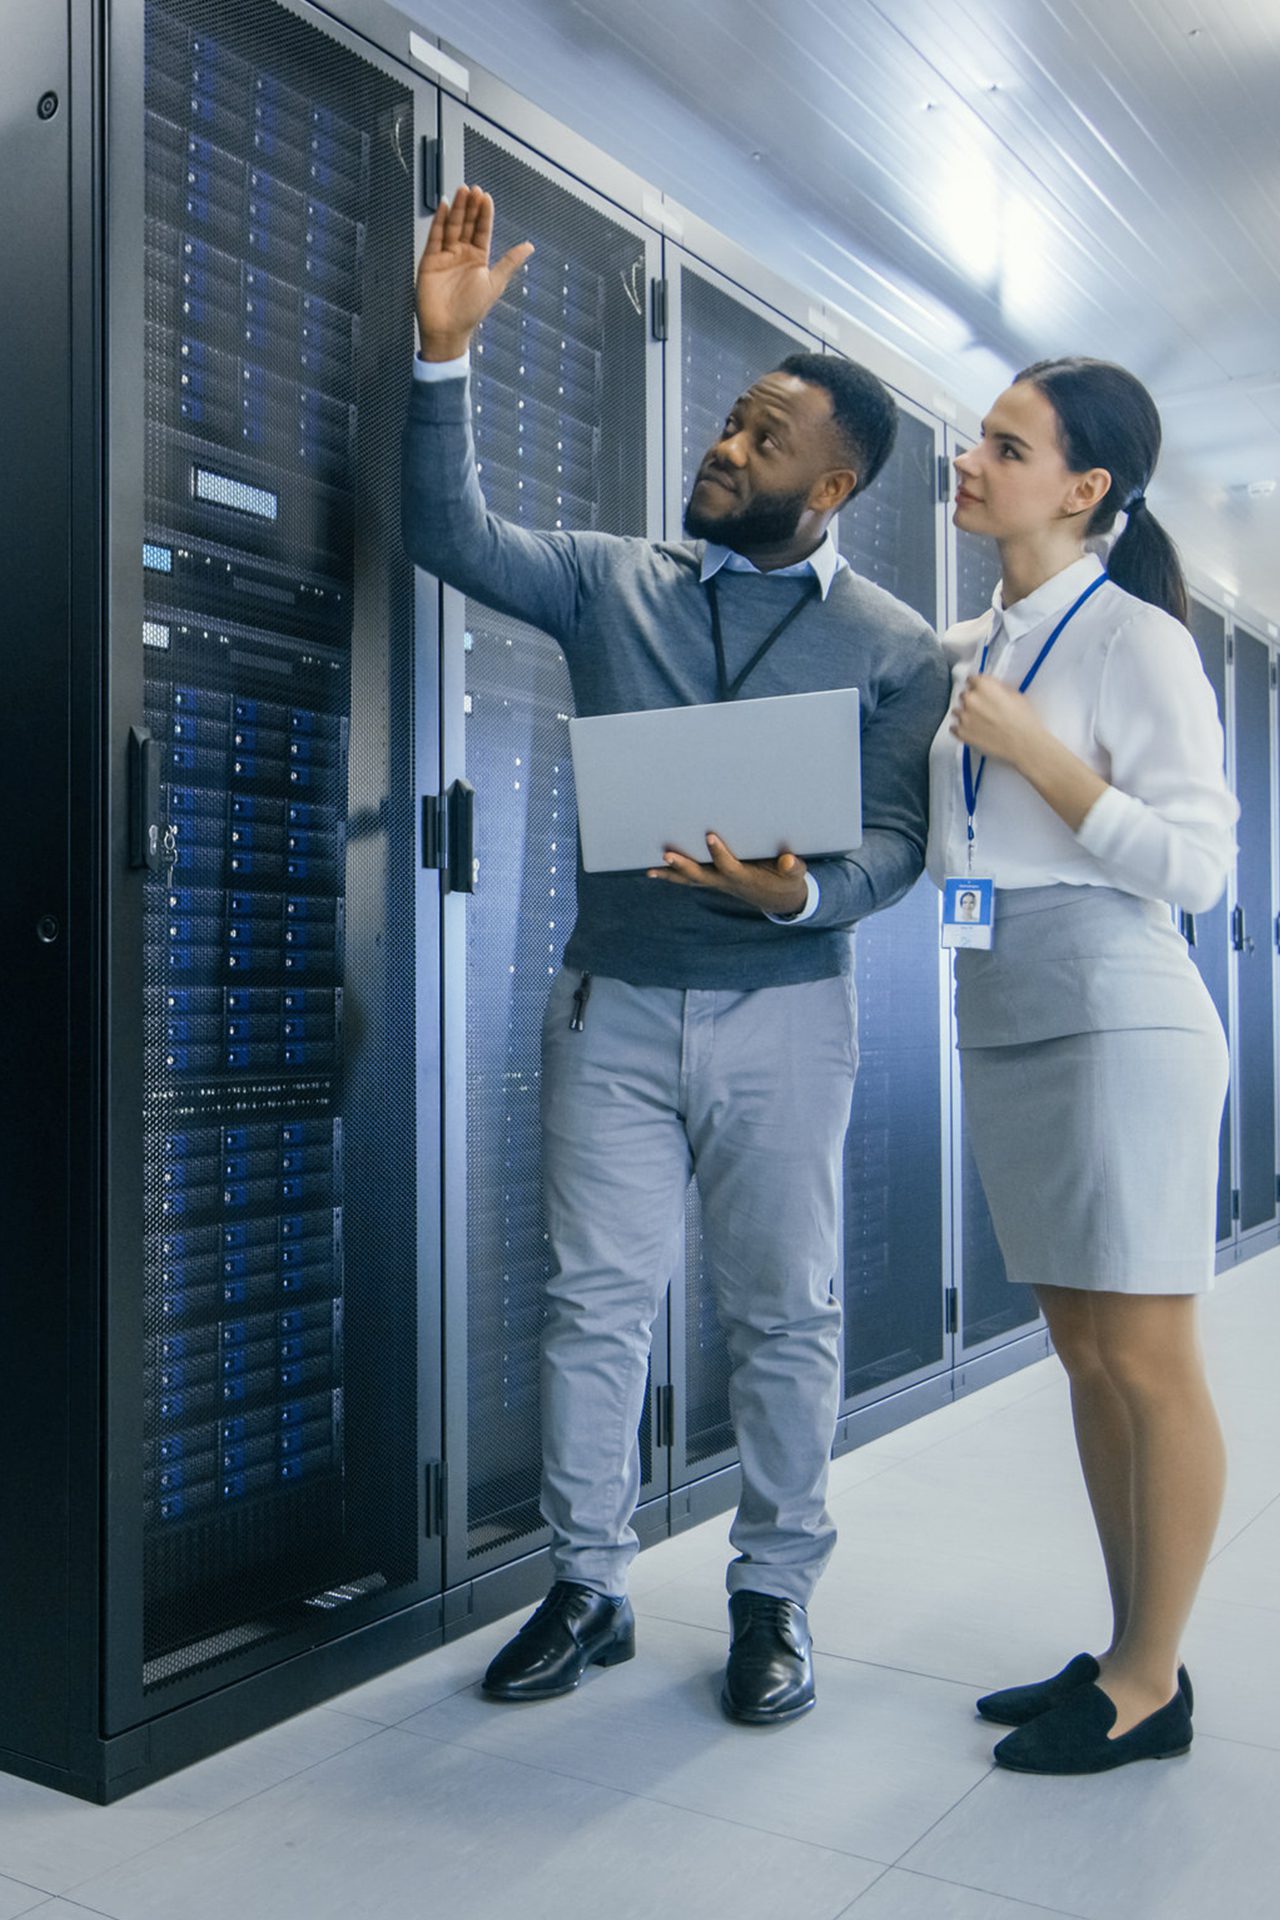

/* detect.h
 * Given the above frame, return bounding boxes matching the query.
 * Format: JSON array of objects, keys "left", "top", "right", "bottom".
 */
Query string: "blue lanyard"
[{"left": 962, "top": 570, "right": 1109, "bottom": 840}]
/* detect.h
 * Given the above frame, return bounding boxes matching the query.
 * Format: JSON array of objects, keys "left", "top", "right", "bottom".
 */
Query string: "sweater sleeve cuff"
[
  {"left": 413, "top": 349, "right": 471, "bottom": 382},
  {"left": 765, "top": 872, "right": 821, "bottom": 925}
]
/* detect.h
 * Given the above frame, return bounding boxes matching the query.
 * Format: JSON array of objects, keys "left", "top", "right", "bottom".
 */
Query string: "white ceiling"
[{"left": 404, "top": 0, "right": 1280, "bottom": 629}]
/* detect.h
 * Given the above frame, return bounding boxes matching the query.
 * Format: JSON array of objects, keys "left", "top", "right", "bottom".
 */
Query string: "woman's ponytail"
[
  {"left": 1015, "top": 359, "right": 1189, "bottom": 625},
  {"left": 1104, "top": 495, "right": 1188, "bottom": 626}
]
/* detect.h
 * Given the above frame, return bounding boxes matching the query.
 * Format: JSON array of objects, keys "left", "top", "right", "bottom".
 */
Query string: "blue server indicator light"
[{"left": 143, "top": 543, "right": 173, "bottom": 573}]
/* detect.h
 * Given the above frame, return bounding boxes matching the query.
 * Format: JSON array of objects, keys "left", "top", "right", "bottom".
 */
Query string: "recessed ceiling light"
[{"left": 1246, "top": 479, "right": 1277, "bottom": 498}]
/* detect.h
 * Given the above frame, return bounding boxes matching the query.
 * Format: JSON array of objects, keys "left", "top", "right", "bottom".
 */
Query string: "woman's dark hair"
[
  {"left": 1014, "top": 357, "right": 1188, "bottom": 623},
  {"left": 776, "top": 351, "right": 898, "bottom": 500}
]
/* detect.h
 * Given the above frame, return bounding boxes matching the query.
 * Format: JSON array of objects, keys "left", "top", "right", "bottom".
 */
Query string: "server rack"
[
  {"left": 1229, "top": 624, "right": 1279, "bottom": 1250},
  {"left": 434, "top": 105, "right": 668, "bottom": 1595},
  {"left": 661, "top": 255, "right": 823, "bottom": 1498},
  {"left": 831, "top": 396, "right": 951, "bottom": 1418},
  {"left": 2, "top": 0, "right": 443, "bottom": 1802},
  {"left": 1185, "top": 598, "right": 1237, "bottom": 1252},
  {"left": 946, "top": 448, "right": 1045, "bottom": 1357}
]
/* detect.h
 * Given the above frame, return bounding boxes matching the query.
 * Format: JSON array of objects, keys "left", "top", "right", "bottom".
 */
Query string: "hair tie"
[{"left": 1127, "top": 492, "right": 1147, "bottom": 514}]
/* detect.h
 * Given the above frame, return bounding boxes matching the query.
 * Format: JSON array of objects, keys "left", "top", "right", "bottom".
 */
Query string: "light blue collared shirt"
[{"left": 699, "top": 534, "right": 847, "bottom": 603}]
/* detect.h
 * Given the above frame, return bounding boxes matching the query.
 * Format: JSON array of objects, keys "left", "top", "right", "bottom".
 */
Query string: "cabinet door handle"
[{"left": 1231, "top": 905, "right": 1246, "bottom": 952}]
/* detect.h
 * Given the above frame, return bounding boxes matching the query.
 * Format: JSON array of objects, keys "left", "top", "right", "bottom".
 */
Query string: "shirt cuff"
[
  {"left": 1073, "top": 782, "right": 1131, "bottom": 855},
  {"left": 413, "top": 349, "right": 471, "bottom": 382},
  {"left": 765, "top": 872, "right": 820, "bottom": 925}
]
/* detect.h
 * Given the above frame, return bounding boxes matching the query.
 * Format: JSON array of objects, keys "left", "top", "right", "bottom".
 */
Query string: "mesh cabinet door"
[
  {"left": 833, "top": 394, "right": 948, "bottom": 1405},
  {"left": 438, "top": 115, "right": 662, "bottom": 1581},
  {"left": 947, "top": 456, "right": 1042, "bottom": 1351},
  {"left": 113, "top": 0, "right": 431, "bottom": 1722},
  {"left": 666, "top": 260, "right": 821, "bottom": 1485},
  {"left": 1232, "top": 626, "right": 1278, "bottom": 1240},
  {"left": 1186, "top": 601, "right": 1236, "bottom": 1248}
]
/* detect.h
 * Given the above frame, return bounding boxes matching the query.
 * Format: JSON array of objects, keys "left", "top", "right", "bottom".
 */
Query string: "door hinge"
[
  {"left": 1231, "top": 1188, "right": 1241, "bottom": 1223},
  {"left": 422, "top": 779, "right": 476, "bottom": 891},
  {"left": 421, "top": 135, "right": 441, "bottom": 212},
  {"left": 653, "top": 1383, "right": 675, "bottom": 1448},
  {"left": 945, "top": 1286, "right": 959, "bottom": 1335},
  {"left": 936, "top": 454, "right": 952, "bottom": 504},
  {"left": 651, "top": 277, "right": 669, "bottom": 342},
  {"left": 424, "top": 1460, "right": 447, "bottom": 1538}
]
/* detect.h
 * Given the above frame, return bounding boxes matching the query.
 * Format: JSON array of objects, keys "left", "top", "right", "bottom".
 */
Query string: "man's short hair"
[{"left": 775, "top": 351, "right": 899, "bottom": 500}]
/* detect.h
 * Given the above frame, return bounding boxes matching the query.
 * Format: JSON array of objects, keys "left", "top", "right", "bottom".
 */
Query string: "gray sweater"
[{"left": 402, "top": 373, "right": 950, "bottom": 990}]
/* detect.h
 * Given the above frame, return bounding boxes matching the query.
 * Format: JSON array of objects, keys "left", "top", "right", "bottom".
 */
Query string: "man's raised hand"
[{"left": 415, "top": 185, "right": 534, "bottom": 361}]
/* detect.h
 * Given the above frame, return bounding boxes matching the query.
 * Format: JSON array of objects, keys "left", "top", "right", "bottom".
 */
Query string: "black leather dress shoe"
[
  {"left": 721, "top": 1591, "right": 815, "bottom": 1726},
  {"left": 482, "top": 1582, "right": 635, "bottom": 1701},
  {"left": 993, "top": 1682, "right": 1192, "bottom": 1774},
  {"left": 978, "top": 1656, "right": 1193, "bottom": 1727}
]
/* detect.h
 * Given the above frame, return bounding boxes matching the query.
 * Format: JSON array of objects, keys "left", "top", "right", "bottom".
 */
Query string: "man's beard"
[{"left": 683, "top": 481, "right": 810, "bottom": 550}]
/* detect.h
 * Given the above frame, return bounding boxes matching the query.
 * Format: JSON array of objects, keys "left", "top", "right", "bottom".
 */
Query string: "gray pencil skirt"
[{"left": 956, "top": 886, "right": 1229, "bottom": 1295}]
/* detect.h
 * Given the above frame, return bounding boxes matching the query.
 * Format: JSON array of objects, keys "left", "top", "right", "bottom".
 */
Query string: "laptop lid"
[{"left": 569, "top": 688, "right": 861, "bottom": 875}]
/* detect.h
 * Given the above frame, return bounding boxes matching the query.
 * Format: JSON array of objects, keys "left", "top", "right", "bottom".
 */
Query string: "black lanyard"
[{"left": 705, "top": 572, "right": 821, "bottom": 702}]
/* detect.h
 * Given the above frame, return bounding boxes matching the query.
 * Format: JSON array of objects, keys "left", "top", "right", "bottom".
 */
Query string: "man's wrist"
[{"left": 417, "top": 333, "right": 473, "bottom": 362}]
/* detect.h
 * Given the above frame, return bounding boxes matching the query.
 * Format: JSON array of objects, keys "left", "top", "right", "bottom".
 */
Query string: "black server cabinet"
[
  {"left": 949, "top": 492, "right": 1040, "bottom": 1348},
  {"left": 833, "top": 402, "right": 948, "bottom": 1407},
  {"left": 1186, "top": 600, "right": 1235, "bottom": 1248},
  {"left": 1, "top": 0, "right": 441, "bottom": 1802},
  {"left": 666, "top": 257, "right": 950, "bottom": 1473},
  {"left": 436, "top": 112, "right": 664, "bottom": 1591},
  {"left": 663, "top": 261, "right": 821, "bottom": 1489},
  {"left": 1231, "top": 626, "right": 1278, "bottom": 1242}
]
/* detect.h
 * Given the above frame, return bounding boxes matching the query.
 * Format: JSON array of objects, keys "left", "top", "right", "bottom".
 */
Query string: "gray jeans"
[{"left": 539, "top": 967, "right": 858, "bottom": 1605}]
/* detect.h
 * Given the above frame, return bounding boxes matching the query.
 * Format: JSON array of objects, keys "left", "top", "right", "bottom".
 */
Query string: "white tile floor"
[{"left": 4, "top": 1245, "right": 1278, "bottom": 1920}]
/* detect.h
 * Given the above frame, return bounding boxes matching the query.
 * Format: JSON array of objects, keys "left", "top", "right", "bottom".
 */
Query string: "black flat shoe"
[
  {"left": 721, "top": 1591, "right": 815, "bottom": 1726},
  {"left": 482, "top": 1582, "right": 635, "bottom": 1701},
  {"left": 993, "top": 1682, "right": 1192, "bottom": 1774},
  {"left": 978, "top": 1657, "right": 1193, "bottom": 1727}
]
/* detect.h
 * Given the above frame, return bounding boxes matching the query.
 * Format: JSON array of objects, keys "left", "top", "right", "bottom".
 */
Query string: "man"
[{"left": 403, "top": 186, "right": 949, "bottom": 1724}]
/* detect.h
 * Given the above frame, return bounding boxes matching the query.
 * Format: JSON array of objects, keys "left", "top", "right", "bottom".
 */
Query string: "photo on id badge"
[{"left": 941, "top": 877, "right": 994, "bottom": 949}]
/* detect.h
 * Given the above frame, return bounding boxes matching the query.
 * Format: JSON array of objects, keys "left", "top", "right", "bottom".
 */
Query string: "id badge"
[{"left": 941, "top": 876, "right": 995, "bottom": 949}]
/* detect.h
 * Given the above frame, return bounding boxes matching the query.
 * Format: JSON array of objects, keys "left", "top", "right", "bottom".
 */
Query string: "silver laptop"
[{"left": 569, "top": 688, "right": 862, "bottom": 875}]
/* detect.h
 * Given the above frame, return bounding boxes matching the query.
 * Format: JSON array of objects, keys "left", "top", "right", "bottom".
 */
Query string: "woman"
[{"left": 928, "top": 357, "right": 1238, "bottom": 1775}]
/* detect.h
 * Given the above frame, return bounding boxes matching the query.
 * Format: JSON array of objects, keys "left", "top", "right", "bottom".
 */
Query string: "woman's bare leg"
[
  {"left": 1034, "top": 1283, "right": 1136, "bottom": 1654},
  {"left": 1084, "top": 1291, "right": 1225, "bottom": 1736}
]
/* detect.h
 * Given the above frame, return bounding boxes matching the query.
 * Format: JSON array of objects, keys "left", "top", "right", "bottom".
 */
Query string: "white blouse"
[{"left": 926, "top": 554, "right": 1238, "bottom": 914}]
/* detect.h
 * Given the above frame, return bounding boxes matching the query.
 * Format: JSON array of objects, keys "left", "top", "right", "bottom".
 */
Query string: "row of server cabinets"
[{"left": 2, "top": 0, "right": 1276, "bottom": 1801}]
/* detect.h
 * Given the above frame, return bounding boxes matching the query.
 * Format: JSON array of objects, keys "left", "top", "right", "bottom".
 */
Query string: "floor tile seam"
[
  {"left": 869, "top": 1861, "right": 1095, "bottom": 1920},
  {"left": 1208, "top": 1486, "right": 1280, "bottom": 1560},
  {"left": 0, "top": 1877, "right": 55, "bottom": 1918},
  {"left": 1187, "top": 1726, "right": 1280, "bottom": 1758},
  {"left": 829, "top": 1862, "right": 895, "bottom": 1918},
  {"left": 320, "top": 1672, "right": 489, "bottom": 1730},
  {"left": 25, "top": 1899, "right": 116, "bottom": 1920},
  {"left": 885, "top": 1762, "right": 995, "bottom": 1873},
  {"left": 386, "top": 1718, "right": 903, "bottom": 1867},
  {"left": 52, "top": 1718, "right": 390, "bottom": 1903}
]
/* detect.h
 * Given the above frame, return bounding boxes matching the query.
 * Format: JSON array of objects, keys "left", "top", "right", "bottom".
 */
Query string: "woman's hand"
[
  {"left": 648, "top": 834, "right": 810, "bottom": 916},
  {"left": 951, "top": 674, "right": 1108, "bottom": 832},
  {"left": 950, "top": 673, "right": 1050, "bottom": 773}
]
